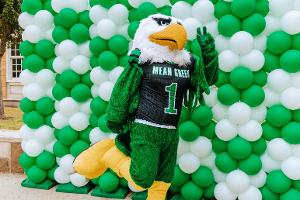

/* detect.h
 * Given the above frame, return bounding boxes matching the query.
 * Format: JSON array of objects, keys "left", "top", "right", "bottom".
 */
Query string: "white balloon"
[
  {"left": 54, "top": 167, "right": 70, "bottom": 184},
  {"left": 69, "top": 0, "right": 88, "bottom": 12},
  {"left": 201, "top": 153, "right": 216, "bottom": 168},
  {"left": 108, "top": 4, "right": 129, "bottom": 25},
  {"left": 281, "top": 10, "right": 300, "bottom": 35},
  {"left": 128, "top": 0, "right": 143, "bottom": 8},
  {"left": 238, "top": 120, "right": 262, "bottom": 141},
  {"left": 214, "top": 182, "right": 238, "bottom": 200},
  {"left": 51, "top": 111, "right": 69, "bottom": 129},
  {"left": 216, "top": 119, "right": 238, "bottom": 141},
  {"left": 58, "top": 40, "right": 78, "bottom": 60},
  {"left": 51, "top": 0, "right": 70, "bottom": 12},
  {"left": 20, "top": 70, "right": 36, "bottom": 85},
  {"left": 79, "top": 42, "right": 91, "bottom": 57},
  {"left": 171, "top": 1, "right": 192, "bottom": 19},
  {"left": 219, "top": 50, "right": 239, "bottom": 72},
  {"left": 90, "top": 5, "right": 107, "bottom": 24},
  {"left": 59, "top": 97, "right": 80, "bottom": 116},
  {"left": 70, "top": 55, "right": 90, "bottom": 75},
  {"left": 240, "top": 50, "right": 264, "bottom": 71},
  {"left": 20, "top": 125, "right": 35, "bottom": 141},
  {"left": 269, "top": 0, "right": 293, "bottom": 17},
  {"left": 18, "top": 12, "right": 34, "bottom": 29},
  {"left": 281, "top": 157, "right": 300, "bottom": 180},
  {"left": 99, "top": 81, "right": 114, "bottom": 101},
  {"left": 190, "top": 136, "right": 212, "bottom": 158},
  {"left": 70, "top": 173, "right": 89, "bottom": 187},
  {"left": 215, "top": 35, "right": 230, "bottom": 52},
  {"left": 264, "top": 16, "right": 281, "bottom": 35},
  {"left": 254, "top": 35, "right": 267, "bottom": 52},
  {"left": 109, "top": 66, "right": 124, "bottom": 82},
  {"left": 226, "top": 170, "right": 250, "bottom": 194},
  {"left": 69, "top": 112, "right": 89, "bottom": 131},
  {"left": 45, "top": 27, "right": 55, "bottom": 43},
  {"left": 152, "top": 0, "right": 169, "bottom": 7},
  {"left": 177, "top": 139, "right": 191, "bottom": 156},
  {"left": 212, "top": 103, "right": 228, "bottom": 121},
  {"left": 293, "top": 144, "right": 300, "bottom": 157},
  {"left": 89, "top": 128, "right": 107, "bottom": 144},
  {"left": 267, "top": 138, "right": 292, "bottom": 161},
  {"left": 292, "top": 72, "right": 300, "bottom": 88},
  {"left": 263, "top": 88, "right": 280, "bottom": 107},
  {"left": 178, "top": 153, "right": 200, "bottom": 174},
  {"left": 97, "top": 19, "right": 117, "bottom": 40},
  {"left": 267, "top": 69, "right": 292, "bottom": 93},
  {"left": 261, "top": 153, "right": 281, "bottom": 173},
  {"left": 90, "top": 67, "right": 109, "bottom": 85},
  {"left": 213, "top": 169, "right": 227, "bottom": 182},
  {"left": 60, "top": 154, "right": 75, "bottom": 174},
  {"left": 192, "top": 0, "right": 214, "bottom": 24},
  {"left": 24, "top": 139, "right": 44, "bottom": 157},
  {"left": 205, "top": 20, "right": 218, "bottom": 38},
  {"left": 34, "top": 10, "right": 53, "bottom": 30},
  {"left": 91, "top": 85, "right": 100, "bottom": 98},
  {"left": 35, "top": 126, "right": 55, "bottom": 144},
  {"left": 22, "top": 83, "right": 45, "bottom": 101},
  {"left": 22, "top": 25, "right": 43, "bottom": 43},
  {"left": 281, "top": 87, "right": 300, "bottom": 110},
  {"left": 239, "top": 186, "right": 262, "bottom": 200},
  {"left": 80, "top": 99, "right": 92, "bottom": 115},
  {"left": 45, "top": 139, "right": 56, "bottom": 153},
  {"left": 36, "top": 69, "right": 55, "bottom": 87},
  {"left": 182, "top": 18, "right": 201, "bottom": 40},
  {"left": 251, "top": 105, "right": 267, "bottom": 122},
  {"left": 250, "top": 170, "right": 267, "bottom": 188},
  {"left": 203, "top": 87, "right": 218, "bottom": 107},
  {"left": 295, "top": 0, "right": 300, "bottom": 10},
  {"left": 53, "top": 57, "right": 70, "bottom": 74},
  {"left": 230, "top": 31, "right": 254, "bottom": 55},
  {"left": 118, "top": 23, "right": 129, "bottom": 38},
  {"left": 228, "top": 102, "right": 252, "bottom": 125},
  {"left": 89, "top": 25, "right": 98, "bottom": 38}
]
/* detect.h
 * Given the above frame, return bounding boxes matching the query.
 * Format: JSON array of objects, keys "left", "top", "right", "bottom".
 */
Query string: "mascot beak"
[{"left": 149, "top": 23, "right": 187, "bottom": 51}]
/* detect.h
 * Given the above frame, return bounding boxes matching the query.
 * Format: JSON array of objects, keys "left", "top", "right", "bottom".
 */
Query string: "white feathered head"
[{"left": 131, "top": 14, "right": 192, "bottom": 67}]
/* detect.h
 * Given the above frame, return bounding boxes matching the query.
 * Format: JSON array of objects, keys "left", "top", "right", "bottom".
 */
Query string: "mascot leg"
[
  {"left": 147, "top": 181, "right": 171, "bottom": 200},
  {"left": 73, "top": 138, "right": 114, "bottom": 179}
]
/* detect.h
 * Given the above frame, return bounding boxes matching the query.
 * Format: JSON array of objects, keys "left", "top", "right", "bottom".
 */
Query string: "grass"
[{"left": 0, "top": 107, "right": 23, "bottom": 130}]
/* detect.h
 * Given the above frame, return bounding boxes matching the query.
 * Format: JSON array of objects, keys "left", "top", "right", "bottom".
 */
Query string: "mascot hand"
[{"left": 128, "top": 48, "right": 141, "bottom": 65}]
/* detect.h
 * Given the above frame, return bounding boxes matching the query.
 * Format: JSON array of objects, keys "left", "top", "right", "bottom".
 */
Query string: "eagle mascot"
[{"left": 73, "top": 14, "right": 218, "bottom": 200}]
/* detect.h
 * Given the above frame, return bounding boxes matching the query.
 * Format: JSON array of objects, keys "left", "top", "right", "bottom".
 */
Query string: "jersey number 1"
[{"left": 164, "top": 83, "right": 178, "bottom": 115}]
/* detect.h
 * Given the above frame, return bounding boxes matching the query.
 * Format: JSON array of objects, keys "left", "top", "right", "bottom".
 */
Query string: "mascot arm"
[{"left": 106, "top": 49, "right": 143, "bottom": 134}]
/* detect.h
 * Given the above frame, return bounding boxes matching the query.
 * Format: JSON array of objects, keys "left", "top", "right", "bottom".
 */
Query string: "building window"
[{"left": 6, "top": 44, "right": 23, "bottom": 81}]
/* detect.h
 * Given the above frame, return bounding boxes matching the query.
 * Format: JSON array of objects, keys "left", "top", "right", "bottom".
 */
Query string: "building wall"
[{"left": 1, "top": 51, "right": 7, "bottom": 100}]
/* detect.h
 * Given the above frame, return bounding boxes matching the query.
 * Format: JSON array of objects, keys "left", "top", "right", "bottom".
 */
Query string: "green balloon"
[
  {"left": 137, "top": 2, "right": 157, "bottom": 20},
  {"left": 57, "top": 8, "right": 78, "bottom": 28},
  {"left": 263, "top": 51, "right": 280, "bottom": 72},
  {"left": 108, "top": 35, "right": 129, "bottom": 56},
  {"left": 90, "top": 97, "right": 108, "bottom": 116},
  {"left": 119, "top": 55, "right": 129, "bottom": 67},
  {"left": 201, "top": 122, "right": 216, "bottom": 139},
  {"left": 191, "top": 105, "right": 213, "bottom": 126},
  {"left": 262, "top": 122, "right": 281, "bottom": 141},
  {"left": 231, "top": 0, "right": 256, "bottom": 18},
  {"left": 19, "top": 152, "right": 36, "bottom": 169},
  {"left": 93, "top": 0, "right": 117, "bottom": 8},
  {"left": 53, "top": 141, "right": 70, "bottom": 157},
  {"left": 294, "top": 180, "right": 300, "bottom": 190},
  {"left": 70, "top": 23, "right": 90, "bottom": 44},
  {"left": 99, "top": 171, "right": 120, "bottom": 192},
  {"left": 45, "top": 114, "right": 53, "bottom": 128},
  {"left": 281, "top": 188, "right": 300, "bottom": 200},
  {"left": 35, "top": 40, "right": 55, "bottom": 59},
  {"left": 217, "top": 84, "right": 240, "bottom": 105},
  {"left": 36, "top": 97, "right": 55, "bottom": 116},
  {"left": 98, "top": 51, "right": 118, "bottom": 71},
  {"left": 253, "top": 70, "right": 267, "bottom": 86},
  {"left": 251, "top": 138, "right": 267, "bottom": 155},
  {"left": 90, "top": 56, "right": 99, "bottom": 68},
  {"left": 293, "top": 109, "right": 300, "bottom": 122},
  {"left": 178, "top": 121, "right": 200, "bottom": 142},
  {"left": 215, "top": 70, "right": 230, "bottom": 87},
  {"left": 191, "top": 166, "right": 214, "bottom": 187},
  {"left": 89, "top": 114, "right": 99, "bottom": 128},
  {"left": 79, "top": 126, "right": 92, "bottom": 144},
  {"left": 158, "top": 6, "right": 171, "bottom": 16},
  {"left": 52, "top": 84, "right": 70, "bottom": 100},
  {"left": 228, "top": 137, "right": 252, "bottom": 160},
  {"left": 43, "top": 0, "right": 56, "bottom": 15},
  {"left": 71, "top": 84, "right": 91, "bottom": 102},
  {"left": 58, "top": 126, "right": 79, "bottom": 146},
  {"left": 190, "top": 40, "right": 202, "bottom": 57},
  {"left": 128, "top": 9, "right": 139, "bottom": 22},
  {"left": 267, "top": 31, "right": 292, "bottom": 55},
  {"left": 98, "top": 115, "right": 110, "bottom": 133},
  {"left": 70, "top": 140, "right": 89, "bottom": 157},
  {"left": 23, "top": 54, "right": 45, "bottom": 73},
  {"left": 171, "top": 165, "right": 190, "bottom": 187},
  {"left": 178, "top": 106, "right": 190, "bottom": 125},
  {"left": 282, "top": 122, "right": 300, "bottom": 144},
  {"left": 267, "top": 170, "right": 292, "bottom": 194},
  {"left": 36, "top": 151, "right": 55, "bottom": 170},
  {"left": 181, "top": 181, "right": 203, "bottom": 200},
  {"left": 20, "top": 41, "right": 35, "bottom": 57},
  {"left": 241, "top": 85, "right": 265, "bottom": 107},
  {"left": 79, "top": 10, "right": 93, "bottom": 27},
  {"left": 239, "top": 154, "right": 262, "bottom": 175},
  {"left": 218, "top": 15, "right": 242, "bottom": 37},
  {"left": 46, "top": 57, "right": 55, "bottom": 71},
  {"left": 212, "top": 137, "right": 228, "bottom": 153},
  {"left": 81, "top": 71, "right": 93, "bottom": 87},
  {"left": 229, "top": 66, "right": 254, "bottom": 90},
  {"left": 21, "top": 0, "right": 43, "bottom": 15},
  {"left": 280, "top": 50, "right": 300, "bottom": 73},
  {"left": 242, "top": 13, "right": 266, "bottom": 36},
  {"left": 118, "top": 0, "right": 132, "bottom": 9},
  {"left": 215, "top": 152, "right": 238, "bottom": 173},
  {"left": 24, "top": 111, "right": 44, "bottom": 129},
  {"left": 52, "top": 26, "right": 69, "bottom": 43},
  {"left": 91, "top": 177, "right": 100, "bottom": 185},
  {"left": 266, "top": 104, "right": 292, "bottom": 128},
  {"left": 214, "top": 1, "right": 231, "bottom": 19},
  {"left": 90, "top": 37, "right": 108, "bottom": 56},
  {"left": 203, "top": 183, "right": 216, "bottom": 199},
  {"left": 293, "top": 33, "right": 300, "bottom": 50},
  {"left": 128, "top": 21, "right": 140, "bottom": 39},
  {"left": 27, "top": 165, "right": 47, "bottom": 184},
  {"left": 20, "top": 98, "right": 36, "bottom": 113},
  {"left": 255, "top": 0, "right": 269, "bottom": 16},
  {"left": 47, "top": 165, "right": 58, "bottom": 181},
  {"left": 261, "top": 186, "right": 280, "bottom": 200}
]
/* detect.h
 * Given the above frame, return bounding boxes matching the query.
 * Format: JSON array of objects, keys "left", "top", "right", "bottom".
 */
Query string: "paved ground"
[{"left": 0, "top": 173, "right": 131, "bottom": 200}]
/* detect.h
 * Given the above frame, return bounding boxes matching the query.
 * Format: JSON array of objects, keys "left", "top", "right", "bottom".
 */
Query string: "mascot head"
[{"left": 131, "top": 14, "right": 192, "bottom": 67}]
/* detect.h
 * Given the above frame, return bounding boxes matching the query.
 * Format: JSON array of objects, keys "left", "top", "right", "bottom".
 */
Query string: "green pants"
[{"left": 128, "top": 122, "right": 179, "bottom": 188}]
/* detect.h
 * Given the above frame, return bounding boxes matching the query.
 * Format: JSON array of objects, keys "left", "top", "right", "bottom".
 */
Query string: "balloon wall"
[{"left": 18, "top": 0, "right": 300, "bottom": 199}]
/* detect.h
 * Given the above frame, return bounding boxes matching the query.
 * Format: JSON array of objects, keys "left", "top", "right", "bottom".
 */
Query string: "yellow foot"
[
  {"left": 73, "top": 139, "right": 114, "bottom": 179},
  {"left": 147, "top": 181, "right": 171, "bottom": 200}
]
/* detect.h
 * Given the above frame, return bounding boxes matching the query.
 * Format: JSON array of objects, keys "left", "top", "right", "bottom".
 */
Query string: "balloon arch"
[{"left": 18, "top": 0, "right": 300, "bottom": 199}]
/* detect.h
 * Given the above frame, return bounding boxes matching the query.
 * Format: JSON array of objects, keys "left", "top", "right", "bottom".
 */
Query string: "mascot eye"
[{"left": 153, "top": 17, "right": 171, "bottom": 26}]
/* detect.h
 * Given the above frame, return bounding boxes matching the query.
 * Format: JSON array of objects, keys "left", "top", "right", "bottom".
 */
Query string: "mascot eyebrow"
[{"left": 152, "top": 17, "right": 172, "bottom": 26}]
